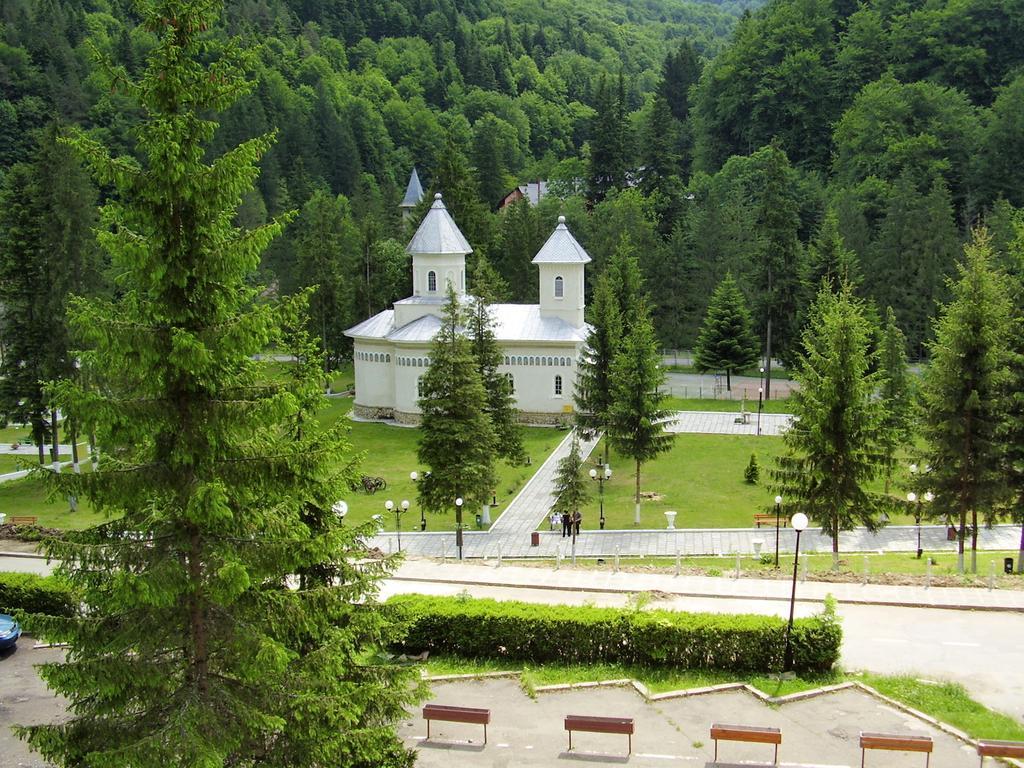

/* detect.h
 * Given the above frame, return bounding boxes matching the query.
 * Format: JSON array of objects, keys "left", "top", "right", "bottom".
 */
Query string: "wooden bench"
[
  {"left": 564, "top": 714, "right": 635, "bottom": 755},
  {"left": 710, "top": 723, "right": 781, "bottom": 764},
  {"left": 422, "top": 704, "right": 490, "bottom": 744},
  {"left": 860, "top": 732, "right": 932, "bottom": 767},
  {"left": 754, "top": 513, "right": 783, "bottom": 528},
  {"left": 977, "top": 739, "right": 1024, "bottom": 765},
  {"left": 8, "top": 515, "right": 38, "bottom": 526}
]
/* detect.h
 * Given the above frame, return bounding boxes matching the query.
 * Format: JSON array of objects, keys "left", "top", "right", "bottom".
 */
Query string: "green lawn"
[
  {"left": 662, "top": 396, "right": 794, "bottom": 414},
  {"left": 575, "top": 433, "right": 920, "bottom": 531},
  {"left": 420, "top": 656, "right": 1024, "bottom": 741}
]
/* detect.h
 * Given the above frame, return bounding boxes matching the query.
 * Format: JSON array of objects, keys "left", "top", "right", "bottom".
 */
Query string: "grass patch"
[
  {"left": 857, "top": 673, "right": 1024, "bottom": 741},
  {"left": 0, "top": 470, "right": 105, "bottom": 530},
  {"left": 662, "top": 396, "right": 793, "bottom": 414},
  {"left": 419, "top": 656, "right": 1022, "bottom": 741}
]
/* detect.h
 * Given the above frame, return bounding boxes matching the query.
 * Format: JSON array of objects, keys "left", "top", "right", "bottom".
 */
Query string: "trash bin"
[
  {"left": 947, "top": 526, "right": 957, "bottom": 541},
  {"left": 531, "top": 531, "right": 540, "bottom": 547},
  {"left": 475, "top": 513, "right": 482, "bottom": 528},
  {"left": 1005, "top": 557, "right": 1014, "bottom": 574}
]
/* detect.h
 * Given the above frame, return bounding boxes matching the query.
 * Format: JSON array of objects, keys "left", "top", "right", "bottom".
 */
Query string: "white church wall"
[
  {"left": 353, "top": 344, "right": 395, "bottom": 408},
  {"left": 393, "top": 348, "right": 432, "bottom": 414},
  {"left": 499, "top": 344, "right": 581, "bottom": 417}
]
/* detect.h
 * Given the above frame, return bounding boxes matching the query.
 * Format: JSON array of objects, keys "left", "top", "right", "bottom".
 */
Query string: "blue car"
[{"left": 0, "top": 613, "right": 21, "bottom": 650}]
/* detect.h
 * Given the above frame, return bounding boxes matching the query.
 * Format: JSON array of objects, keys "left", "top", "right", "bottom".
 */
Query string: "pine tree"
[
  {"left": 418, "top": 286, "right": 498, "bottom": 517},
  {"left": 551, "top": 433, "right": 590, "bottom": 525},
  {"left": 587, "top": 74, "right": 629, "bottom": 204},
  {"left": 575, "top": 272, "right": 622, "bottom": 464},
  {"left": 920, "top": 228, "right": 1012, "bottom": 573},
  {"left": 20, "top": 4, "right": 418, "bottom": 765},
  {"left": 468, "top": 256, "right": 524, "bottom": 464},
  {"left": 770, "top": 285, "right": 891, "bottom": 565},
  {"left": 806, "top": 209, "right": 861, "bottom": 293},
  {"left": 753, "top": 142, "right": 805, "bottom": 398},
  {"left": 607, "top": 238, "right": 645, "bottom": 333},
  {"left": 878, "top": 306, "right": 913, "bottom": 492},
  {"left": 638, "top": 93, "right": 683, "bottom": 230},
  {"left": 998, "top": 237, "right": 1024, "bottom": 572},
  {"left": 607, "top": 303, "right": 674, "bottom": 525},
  {"left": 692, "top": 273, "right": 760, "bottom": 391}
]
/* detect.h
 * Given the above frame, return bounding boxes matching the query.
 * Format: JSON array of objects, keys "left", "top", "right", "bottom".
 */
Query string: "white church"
[{"left": 345, "top": 192, "right": 591, "bottom": 425}]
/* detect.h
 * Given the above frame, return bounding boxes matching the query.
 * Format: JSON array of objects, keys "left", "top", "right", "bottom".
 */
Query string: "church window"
[
  {"left": 428, "top": 271, "right": 437, "bottom": 292},
  {"left": 505, "top": 374, "right": 515, "bottom": 394},
  {"left": 554, "top": 276, "right": 564, "bottom": 298},
  {"left": 529, "top": 356, "right": 535, "bottom": 366},
  {"left": 554, "top": 375, "right": 563, "bottom": 396},
  {"left": 417, "top": 377, "right": 424, "bottom": 398},
  {"left": 385, "top": 354, "right": 390, "bottom": 363},
  {"left": 504, "top": 356, "right": 510, "bottom": 366}
]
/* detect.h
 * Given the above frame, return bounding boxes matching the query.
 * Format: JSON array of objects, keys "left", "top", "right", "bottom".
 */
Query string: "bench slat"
[
  {"left": 977, "top": 739, "right": 1024, "bottom": 757},
  {"left": 9, "top": 516, "right": 38, "bottom": 525},
  {"left": 860, "top": 732, "right": 933, "bottom": 752},
  {"left": 422, "top": 704, "right": 490, "bottom": 724},
  {"left": 711, "top": 724, "right": 782, "bottom": 744},
  {"left": 564, "top": 715, "right": 634, "bottom": 734}
]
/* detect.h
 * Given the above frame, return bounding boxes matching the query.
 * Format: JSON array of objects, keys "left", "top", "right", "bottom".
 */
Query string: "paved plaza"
[{"left": 402, "top": 677, "right": 979, "bottom": 767}]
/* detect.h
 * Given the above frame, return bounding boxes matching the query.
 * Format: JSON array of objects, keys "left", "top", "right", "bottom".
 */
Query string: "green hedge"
[
  {"left": 0, "top": 571, "right": 77, "bottom": 617},
  {"left": 388, "top": 595, "right": 841, "bottom": 674}
]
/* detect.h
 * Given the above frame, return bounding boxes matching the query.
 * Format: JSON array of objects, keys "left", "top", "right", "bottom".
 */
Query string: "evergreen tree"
[
  {"left": 806, "top": 209, "right": 861, "bottom": 293},
  {"left": 919, "top": 228, "right": 1012, "bottom": 573},
  {"left": 587, "top": 73, "right": 629, "bottom": 204},
  {"left": 771, "top": 285, "right": 891, "bottom": 564},
  {"left": 606, "top": 237, "right": 645, "bottom": 333},
  {"left": 607, "top": 303, "right": 673, "bottom": 525},
  {"left": 432, "top": 132, "right": 492, "bottom": 257},
  {"left": 878, "top": 306, "right": 913, "bottom": 492},
  {"left": 551, "top": 433, "right": 590, "bottom": 525},
  {"left": 418, "top": 286, "right": 498, "bottom": 517},
  {"left": 575, "top": 272, "right": 622, "bottom": 464},
  {"left": 998, "top": 232, "right": 1024, "bottom": 572},
  {"left": 692, "top": 272, "right": 760, "bottom": 391},
  {"left": 638, "top": 93, "right": 683, "bottom": 230},
  {"left": 753, "top": 142, "right": 804, "bottom": 398},
  {"left": 21, "top": 4, "right": 418, "bottom": 765},
  {"left": 468, "top": 256, "right": 524, "bottom": 464}
]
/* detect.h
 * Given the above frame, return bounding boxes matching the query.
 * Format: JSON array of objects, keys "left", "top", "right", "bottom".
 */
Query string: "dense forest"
[{"left": 2, "top": 0, "right": 1023, "bottom": 393}]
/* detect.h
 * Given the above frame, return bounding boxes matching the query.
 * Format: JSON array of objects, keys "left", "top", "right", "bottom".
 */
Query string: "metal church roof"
[
  {"left": 406, "top": 193, "right": 473, "bottom": 256},
  {"left": 531, "top": 216, "right": 591, "bottom": 265},
  {"left": 400, "top": 167, "right": 424, "bottom": 208}
]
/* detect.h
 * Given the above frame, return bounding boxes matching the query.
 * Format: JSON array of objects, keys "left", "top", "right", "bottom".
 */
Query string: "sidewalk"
[{"left": 390, "top": 558, "right": 1024, "bottom": 612}]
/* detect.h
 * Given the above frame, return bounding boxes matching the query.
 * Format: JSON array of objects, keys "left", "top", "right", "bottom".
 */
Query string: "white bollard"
[
  {"left": 862, "top": 555, "right": 869, "bottom": 585},
  {"left": 614, "top": 547, "right": 620, "bottom": 573},
  {"left": 675, "top": 549, "right": 681, "bottom": 577},
  {"left": 441, "top": 541, "right": 448, "bottom": 563},
  {"left": 735, "top": 553, "right": 741, "bottom": 580},
  {"left": 989, "top": 560, "right": 996, "bottom": 591},
  {"left": 801, "top": 552, "right": 808, "bottom": 582},
  {"left": 926, "top": 558, "right": 932, "bottom": 589},
  {"left": 555, "top": 550, "right": 561, "bottom": 571}
]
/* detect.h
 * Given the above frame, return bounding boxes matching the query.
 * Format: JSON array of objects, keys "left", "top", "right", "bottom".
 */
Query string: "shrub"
[
  {"left": 744, "top": 453, "right": 760, "bottom": 484},
  {"left": 0, "top": 572, "right": 77, "bottom": 617},
  {"left": 388, "top": 594, "right": 840, "bottom": 674}
]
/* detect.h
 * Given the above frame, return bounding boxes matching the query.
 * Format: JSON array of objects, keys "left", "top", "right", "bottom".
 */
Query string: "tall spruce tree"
[
  {"left": 417, "top": 286, "right": 498, "bottom": 517},
  {"left": 878, "top": 306, "right": 913, "bottom": 492},
  {"left": 998, "top": 231, "right": 1024, "bottom": 572},
  {"left": 468, "top": 256, "right": 524, "bottom": 464},
  {"left": 21, "top": 4, "right": 418, "bottom": 766},
  {"left": 771, "top": 285, "right": 891, "bottom": 564},
  {"left": 587, "top": 73, "right": 629, "bottom": 204},
  {"left": 806, "top": 209, "right": 861, "bottom": 293},
  {"left": 692, "top": 272, "right": 760, "bottom": 391},
  {"left": 607, "top": 303, "right": 674, "bottom": 525},
  {"left": 753, "top": 142, "right": 804, "bottom": 398},
  {"left": 919, "top": 228, "right": 1012, "bottom": 573},
  {"left": 575, "top": 272, "right": 622, "bottom": 464}
]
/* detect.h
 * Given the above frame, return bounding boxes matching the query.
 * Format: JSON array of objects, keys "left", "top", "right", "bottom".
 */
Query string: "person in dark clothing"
[
  {"left": 572, "top": 510, "right": 582, "bottom": 537},
  {"left": 561, "top": 511, "right": 571, "bottom": 537}
]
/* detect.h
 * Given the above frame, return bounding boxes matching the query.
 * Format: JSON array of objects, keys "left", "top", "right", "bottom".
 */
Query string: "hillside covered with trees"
[{"left": 2, "top": 0, "right": 1023, "bottom": 397}]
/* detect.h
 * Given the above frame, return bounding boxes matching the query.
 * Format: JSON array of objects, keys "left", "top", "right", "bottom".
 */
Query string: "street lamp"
[
  {"left": 757, "top": 386, "right": 764, "bottom": 436},
  {"left": 385, "top": 499, "right": 409, "bottom": 552},
  {"left": 411, "top": 471, "right": 427, "bottom": 530},
  {"left": 332, "top": 500, "right": 348, "bottom": 523},
  {"left": 908, "top": 464, "right": 933, "bottom": 559},
  {"left": 589, "top": 465, "right": 612, "bottom": 529},
  {"left": 774, "top": 495, "right": 783, "bottom": 568},
  {"left": 455, "top": 497, "right": 464, "bottom": 560},
  {"left": 783, "top": 512, "right": 809, "bottom": 672}
]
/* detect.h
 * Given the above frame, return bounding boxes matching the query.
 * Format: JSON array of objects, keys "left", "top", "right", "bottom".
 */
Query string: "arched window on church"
[
  {"left": 417, "top": 377, "right": 424, "bottom": 398},
  {"left": 428, "top": 271, "right": 437, "bottom": 292},
  {"left": 554, "top": 375, "right": 563, "bottom": 396},
  {"left": 554, "top": 275, "right": 564, "bottom": 298},
  {"left": 505, "top": 373, "right": 515, "bottom": 395}
]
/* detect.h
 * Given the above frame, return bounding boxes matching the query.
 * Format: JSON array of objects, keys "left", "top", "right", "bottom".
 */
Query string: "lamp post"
[
  {"left": 385, "top": 499, "right": 409, "bottom": 552},
  {"left": 455, "top": 497, "right": 464, "bottom": 560},
  {"left": 908, "top": 463, "right": 933, "bottom": 559},
  {"left": 332, "top": 500, "right": 348, "bottom": 524},
  {"left": 757, "top": 386, "right": 764, "bottom": 436},
  {"left": 589, "top": 465, "right": 612, "bottom": 529},
  {"left": 410, "top": 471, "right": 427, "bottom": 530},
  {"left": 774, "top": 495, "right": 783, "bottom": 568},
  {"left": 783, "top": 512, "right": 809, "bottom": 672}
]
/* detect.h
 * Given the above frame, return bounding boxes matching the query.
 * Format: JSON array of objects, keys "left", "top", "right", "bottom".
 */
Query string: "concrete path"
[
  {"left": 0, "top": 443, "right": 75, "bottom": 455},
  {"left": 370, "top": 522, "right": 1020, "bottom": 560},
  {"left": 664, "top": 409, "right": 792, "bottom": 436}
]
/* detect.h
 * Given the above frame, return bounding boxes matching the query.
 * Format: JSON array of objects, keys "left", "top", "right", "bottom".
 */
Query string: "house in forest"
[
  {"left": 345, "top": 192, "right": 590, "bottom": 424},
  {"left": 498, "top": 180, "right": 548, "bottom": 211}
]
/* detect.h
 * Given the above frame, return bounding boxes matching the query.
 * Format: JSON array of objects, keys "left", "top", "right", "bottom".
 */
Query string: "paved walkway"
[
  {"left": 388, "top": 559, "right": 1024, "bottom": 611},
  {"left": 664, "top": 409, "right": 792, "bottom": 436}
]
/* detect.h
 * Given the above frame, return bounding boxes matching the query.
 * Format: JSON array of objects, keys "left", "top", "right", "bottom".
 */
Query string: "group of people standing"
[{"left": 550, "top": 510, "right": 582, "bottom": 537}]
